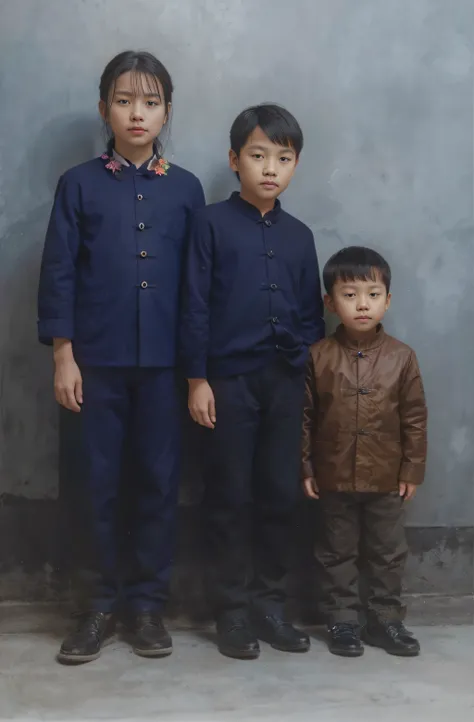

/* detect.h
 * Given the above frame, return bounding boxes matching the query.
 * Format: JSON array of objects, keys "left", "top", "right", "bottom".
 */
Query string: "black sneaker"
[
  {"left": 57, "top": 611, "right": 115, "bottom": 664},
  {"left": 253, "top": 614, "right": 310, "bottom": 653},
  {"left": 125, "top": 612, "right": 173, "bottom": 658},
  {"left": 364, "top": 620, "right": 420, "bottom": 657},
  {"left": 328, "top": 622, "right": 364, "bottom": 658},
  {"left": 217, "top": 612, "right": 260, "bottom": 660}
]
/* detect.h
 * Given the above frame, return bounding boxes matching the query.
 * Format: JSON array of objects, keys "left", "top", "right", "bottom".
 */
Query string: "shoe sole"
[
  {"left": 364, "top": 633, "right": 420, "bottom": 657},
  {"left": 218, "top": 646, "right": 260, "bottom": 660},
  {"left": 329, "top": 647, "right": 364, "bottom": 658},
  {"left": 56, "top": 633, "right": 115, "bottom": 665},
  {"left": 133, "top": 646, "right": 173, "bottom": 658}
]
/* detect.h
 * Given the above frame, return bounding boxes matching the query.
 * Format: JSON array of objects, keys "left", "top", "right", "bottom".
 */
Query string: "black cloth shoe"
[
  {"left": 364, "top": 620, "right": 420, "bottom": 656},
  {"left": 217, "top": 612, "right": 260, "bottom": 660},
  {"left": 328, "top": 622, "right": 364, "bottom": 658},
  {"left": 125, "top": 612, "right": 173, "bottom": 658},
  {"left": 253, "top": 614, "right": 310, "bottom": 653},
  {"left": 57, "top": 611, "right": 115, "bottom": 664}
]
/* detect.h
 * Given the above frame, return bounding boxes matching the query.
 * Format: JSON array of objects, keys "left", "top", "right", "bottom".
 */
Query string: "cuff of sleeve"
[
  {"left": 37, "top": 318, "right": 74, "bottom": 346},
  {"left": 182, "top": 359, "right": 208, "bottom": 379},
  {"left": 399, "top": 462, "right": 425, "bottom": 486},
  {"left": 301, "top": 460, "right": 315, "bottom": 480}
]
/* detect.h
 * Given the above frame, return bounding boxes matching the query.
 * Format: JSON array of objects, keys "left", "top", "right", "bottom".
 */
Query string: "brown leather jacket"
[{"left": 301, "top": 325, "right": 427, "bottom": 493}]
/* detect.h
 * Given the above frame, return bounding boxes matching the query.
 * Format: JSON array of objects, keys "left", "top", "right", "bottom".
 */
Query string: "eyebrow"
[
  {"left": 114, "top": 89, "right": 161, "bottom": 98},
  {"left": 247, "top": 144, "right": 294, "bottom": 153}
]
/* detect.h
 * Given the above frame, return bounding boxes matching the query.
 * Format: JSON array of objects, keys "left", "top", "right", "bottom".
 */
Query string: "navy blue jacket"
[
  {"left": 38, "top": 154, "right": 205, "bottom": 367},
  {"left": 180, "top": 192, "right": 325, "bottom": 378}
]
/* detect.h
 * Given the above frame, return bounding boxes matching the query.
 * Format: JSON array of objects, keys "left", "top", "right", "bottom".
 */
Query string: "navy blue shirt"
[
  {"left": 38, "top": 153, "right": 205, "bottom": 367},
  {"left": 180, "top": 192, "right": 325, "bottom": 378}
]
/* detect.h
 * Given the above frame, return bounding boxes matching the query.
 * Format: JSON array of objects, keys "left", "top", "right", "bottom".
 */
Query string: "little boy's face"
[
  {"left": 325, "top": 272, "right": 391, "bottom": 335},
  {"left": 229, "top": 126, "right": 298, "bottom": 204}
]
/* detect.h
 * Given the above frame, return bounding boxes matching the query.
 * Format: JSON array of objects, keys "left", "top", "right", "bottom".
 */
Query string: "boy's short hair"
[
  {"left": 323, "top": 246, "right": 392, "bottom": 294},
  {"left": 230, "top": 103, "right": 304, "bottom": 157}
]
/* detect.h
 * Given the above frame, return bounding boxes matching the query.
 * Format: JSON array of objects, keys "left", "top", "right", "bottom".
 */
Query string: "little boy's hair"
[
  {"left": 230, "top": 103, "right": 304, "bottom": 157},
  {"left": 323, "top": 246, "right": 392, "bottom": 294}
]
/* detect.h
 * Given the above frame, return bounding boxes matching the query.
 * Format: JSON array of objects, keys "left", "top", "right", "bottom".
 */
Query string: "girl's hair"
[
  {"left": 99, "top": 50, "right": 174, "bottom": 155},
  {"left": 323, "top": 246, "right": 392, "bottom": 294}
]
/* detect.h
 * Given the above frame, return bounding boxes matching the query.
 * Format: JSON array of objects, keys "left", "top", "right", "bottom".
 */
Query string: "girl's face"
[{"left": 99, "top": 71, "right": 170, "bottom": 154}]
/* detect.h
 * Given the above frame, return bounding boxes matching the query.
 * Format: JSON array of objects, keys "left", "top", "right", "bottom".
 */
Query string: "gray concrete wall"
[{"left": 0, "top": 0, "right": 473, "bottom": 615}]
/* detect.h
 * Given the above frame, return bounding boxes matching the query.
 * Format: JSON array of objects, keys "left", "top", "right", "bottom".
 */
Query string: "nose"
[
  {"left": 357, "top": 295, "right": 370, "bottom": 311},
  {"left": 130, "top": 102, "right": 144, "bottom": 122},
  {"left": 263, "top": 158, "right": 277, "bottom": 177}
]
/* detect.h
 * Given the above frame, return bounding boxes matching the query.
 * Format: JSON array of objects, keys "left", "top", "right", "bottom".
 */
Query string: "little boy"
[
  {"left": 180, "top": 104, "right": 325, "bottom": 659},
  {"left": 302, "top": 246, "right": 427, "bottom": 657}
]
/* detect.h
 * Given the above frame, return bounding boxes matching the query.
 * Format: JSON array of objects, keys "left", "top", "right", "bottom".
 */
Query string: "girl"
[{"left": 38, "top": 51, "right": 205, "bottom": 664}]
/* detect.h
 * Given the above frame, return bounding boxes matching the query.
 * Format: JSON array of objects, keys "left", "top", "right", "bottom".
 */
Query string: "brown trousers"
[{"left": 316, "top": 492, "right": 408, "bottom": 625}]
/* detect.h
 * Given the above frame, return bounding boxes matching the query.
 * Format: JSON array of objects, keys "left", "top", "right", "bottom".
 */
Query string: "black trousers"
[
  {"left": 203, "top": 359, "right": 305, "bottom": 618},
  {"left": 316, "top": 492, "right": 408, "bottom": 625}
]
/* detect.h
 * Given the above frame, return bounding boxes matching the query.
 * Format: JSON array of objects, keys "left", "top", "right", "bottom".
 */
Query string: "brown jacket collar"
[{"left": 335, "top": 323, "right": 385, "bottom": 352}]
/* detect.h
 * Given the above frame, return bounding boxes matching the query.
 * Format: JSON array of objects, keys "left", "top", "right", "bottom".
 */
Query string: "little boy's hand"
[
  {"left": 54, "top": 359, "right": 83, "bottom": 413},
  {"left": 303, "top": 477, "right": 319, "bottom": 500},
  {"left": 399, "top": 482, "right": 417, "bottom": 501},
  {"left": 188, "top": 379, "right": 216, "bottom": 429}
]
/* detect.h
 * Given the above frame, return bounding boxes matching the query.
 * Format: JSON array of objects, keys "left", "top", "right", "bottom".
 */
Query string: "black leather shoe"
[
  {"left": 254, "top": 614, "right": 310, "bottom": 653},
  {"left": 217, "top": 613, "right": 260, "bottom": 659},
  {"left": 328, "top": 622, "right": 364, "bottom": 657},
  {"left": 57, "top": 611, "right": 115, "bottom": 664},
  {"left": 126, "top": 612, "right": 173, "bottom": 658},
  {"left": 364, "top": 621, "right": 420, "bottom": 657}
]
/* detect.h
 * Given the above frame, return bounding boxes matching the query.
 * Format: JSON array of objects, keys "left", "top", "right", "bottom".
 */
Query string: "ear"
[
  {"left": 385, "top": 292, "right": 392, "bottom": 311},
  {"left": 324, "top": 294, "right": 335, "bottom": 314},
  {"left": 164, "top": 102, "right": 172, "bottom": 124},
  {"left": 98, "top": 100, "right": 107, "bottom": 121},
  {"left": 229, "top": 149, "right": 239, "bottom": 172},
  {"left": 295, "top": 156, "right": 300, "bottom": 168}
]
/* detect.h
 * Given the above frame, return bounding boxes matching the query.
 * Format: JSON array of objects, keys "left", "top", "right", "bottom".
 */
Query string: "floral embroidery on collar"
[{"left": 100, "top": 152, "right": 170, "bottom": 177}]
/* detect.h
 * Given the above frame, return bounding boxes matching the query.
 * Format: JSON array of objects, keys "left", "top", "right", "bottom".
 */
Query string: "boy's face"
[
  {"left": 325, "top": 272, "right": 391, "bottom": 335},
  {"left": 229, "top": 126, "right": 298, "bottom": 205}
]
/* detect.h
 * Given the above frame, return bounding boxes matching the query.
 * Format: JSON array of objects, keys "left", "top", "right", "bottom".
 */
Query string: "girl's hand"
[
  {"left": 303, "top": 477, "right": 319, "bottom": 500},
  {"left": 53, "top": 339, "right": 83, "bottom": 413},
  {"left": 188, "top": 379, "right": 216, "bottom": 429}
]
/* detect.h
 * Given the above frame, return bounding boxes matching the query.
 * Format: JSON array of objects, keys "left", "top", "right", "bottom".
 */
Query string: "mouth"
[
  {"left": 128, "top": 127, "right": 147, "bottom": 135},
  {"left": 354, "top": 316, "right": 372, "bottom": 321},
  {"left": 260, "top": 181, "right": 279, "bottom": 189}
]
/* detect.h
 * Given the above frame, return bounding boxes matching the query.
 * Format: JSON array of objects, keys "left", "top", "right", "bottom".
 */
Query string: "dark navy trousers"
[{"left": 79, "top": 367, "right": 180, "bottom": 613}]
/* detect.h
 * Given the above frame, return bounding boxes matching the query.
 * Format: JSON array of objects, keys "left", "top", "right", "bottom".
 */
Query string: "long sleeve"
[
  {"left": 301, "top": 355, "right": 318, "bottom": 479},
  {"left": 399, "top": 351, "right": 428, "bottom": 485},
  {"left": 300, "top": 234, "right": 325, "bottom": 345},
  {"left": 180, "top": 211, "right": 213, "bottom": 378},
  {"left": 37, "top": 174, "right": 81, "bottom": 345}
]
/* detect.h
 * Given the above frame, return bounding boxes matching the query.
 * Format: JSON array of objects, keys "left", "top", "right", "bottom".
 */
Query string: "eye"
[
  {"left": 280, "top": 156, "right": 292, "bottom": 163},
  {"left": 117, "top": 99, "right": 129, "bottom": 105},
  {"left": 252, "top": 153, "right": 264, "bottom": 160},
  {"left": 344, "top": 293, "right": 356, "bottom": 298},
  {"left": 370, "top": 292, "right": 380, "bottom": 298},
  {"left": 146, "top": 100, "right": 159, "bottom": 107}
]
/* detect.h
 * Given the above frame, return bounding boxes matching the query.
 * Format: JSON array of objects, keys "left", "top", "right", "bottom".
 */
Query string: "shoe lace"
[
  {"left": 331, "top": 622, "right": 360, "bottom": 639},
  {"left": 137, "top": 613, "right": 164, "bottom": 630},
  {"left": 385, "top": 622, "right": 411, "bottom": 638},
  {"left": 74, "top": 612, "right": 106, "bottom": 638}
]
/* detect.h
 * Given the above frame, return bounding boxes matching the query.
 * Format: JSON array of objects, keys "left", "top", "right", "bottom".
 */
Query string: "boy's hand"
[
  {"left": 303, "top": 477, "right": 319, "bottom": 500},
  {"left": 188, "top": 379, "right": 216, "bottom": 429},
  {"left": 53, "top": 340, "right": 83, "bottom": 413},
  {"left": 399, "top": 482, "right": 417, "bottom": 502}
]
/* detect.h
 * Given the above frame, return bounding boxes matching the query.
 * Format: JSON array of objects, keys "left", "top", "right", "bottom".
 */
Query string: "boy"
[
  {"left": 180, "top": 104, "right": 325, "bottom": 659},
  {"left": 302, "top": 246, "right": 427, "bottom": 657}
]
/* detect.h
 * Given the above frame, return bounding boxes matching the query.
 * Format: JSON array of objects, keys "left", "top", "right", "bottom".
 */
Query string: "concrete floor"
[{"left": 1, "top": 625, "right": 473, "bottom": 721}]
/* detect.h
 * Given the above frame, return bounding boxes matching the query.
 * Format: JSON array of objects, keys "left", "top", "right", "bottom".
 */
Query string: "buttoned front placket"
[{"left": 259, "top": 216, "right": 284, "bottom": 352}]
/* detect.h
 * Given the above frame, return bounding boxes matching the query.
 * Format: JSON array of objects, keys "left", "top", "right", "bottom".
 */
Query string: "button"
[
  {"left": 271, "top": 317, "right": 279, "bottom": 324},
  {"left": 267, "top": 250, "right": 274, "bottom": 258},
  {"left": 359, "top": 388, "right": 369, "bottom": 395},
  {"left": 270, "top": 283, "right": 278, "bottom": 291},
  {"left": 357, "top": 351, "right": 364, "bottom": 358},
  {"left": 140, "top": 281, "right": 148, "bottom": 289},
  {"left": 140, "top": 251, "right": 147, "bottom": 258},
  {"left": 138, "top": 222, "right": 145, "bottom": 230},
  {"left": 264, "top": 220, "right": 272, "bottom": 227},
  {"left": 275, "top": 344, "right": 280, "bottom": 350},
  {"left": 137, "top": 194, "right": 144, "bottom": 201}
]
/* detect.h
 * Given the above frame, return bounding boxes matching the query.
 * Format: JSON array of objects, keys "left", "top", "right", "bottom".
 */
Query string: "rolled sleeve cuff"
[
  {"left": 399, "top": 461, "right": 425, "bottom": 486},
  {"left": 301, "top": 459, "right": 315, "bottom": 480},
  {"left": 37, "top": 318, "right": 74, "bottom": 346},
  {"left": 183, "top": 358, "right": 208, "bottom": 380}
]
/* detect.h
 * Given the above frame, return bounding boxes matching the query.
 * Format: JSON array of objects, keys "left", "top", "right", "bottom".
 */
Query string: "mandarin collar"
[
  {"left": 112, "top": 149, "right": 156, "bottom": 174},
  {"left": 229, "top": 191, "right": 281, "bottom": 223},
  {"left": 335, "top": 323, "right": 385, "bottom": 352}
]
